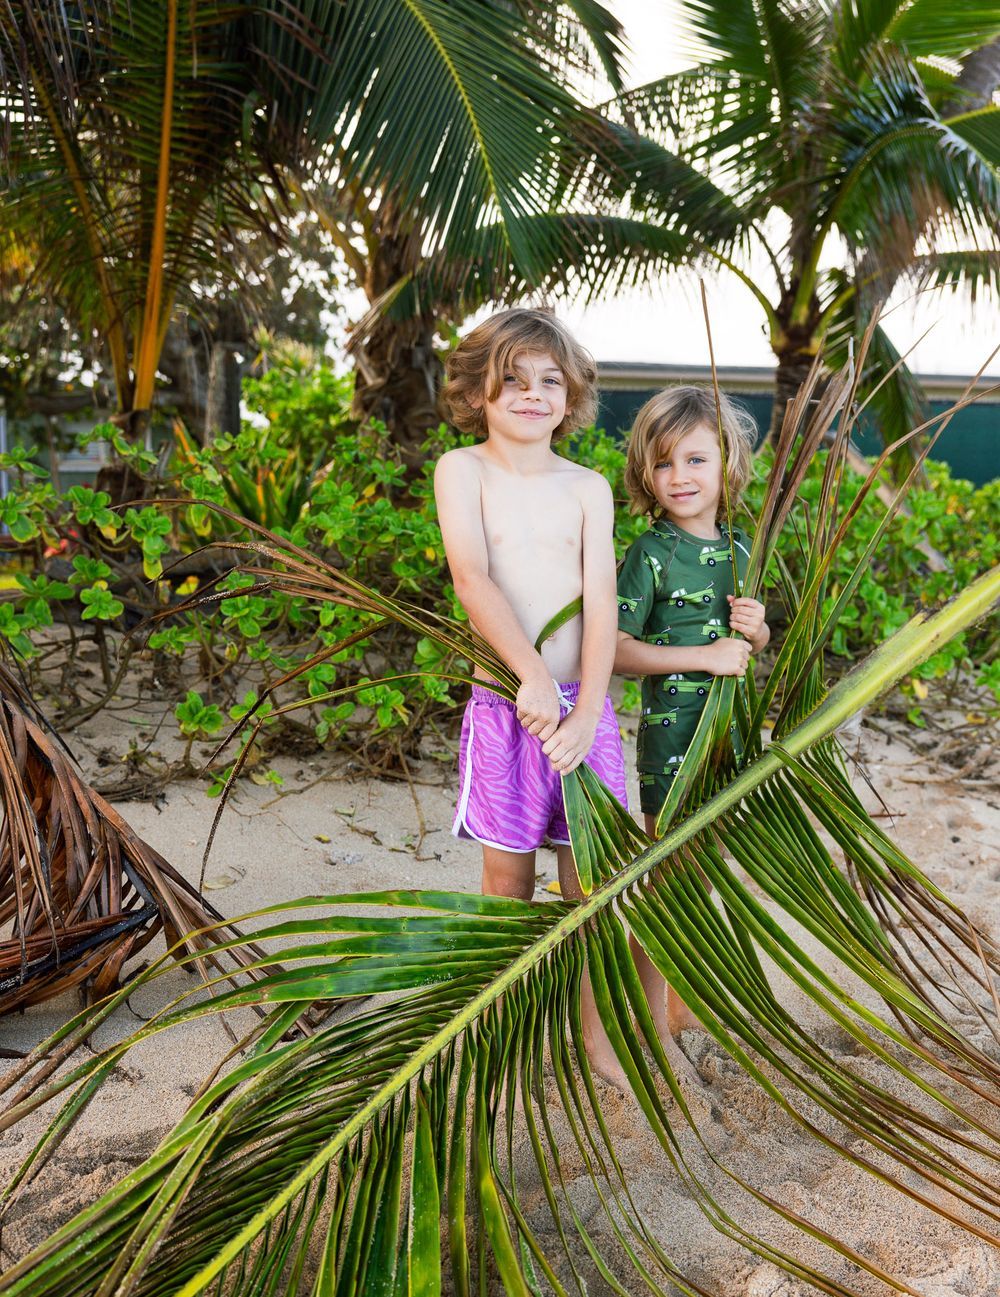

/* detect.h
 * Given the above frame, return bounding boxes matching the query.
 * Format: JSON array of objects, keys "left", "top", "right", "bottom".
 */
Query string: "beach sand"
[{"left": 2, "top": 703, "right": 999, "bottom": 1294}]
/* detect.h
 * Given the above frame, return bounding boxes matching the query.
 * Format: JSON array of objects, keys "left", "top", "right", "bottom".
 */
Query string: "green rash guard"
[{"left": 617, "top": 519, "right": 751, "bottom": 784}]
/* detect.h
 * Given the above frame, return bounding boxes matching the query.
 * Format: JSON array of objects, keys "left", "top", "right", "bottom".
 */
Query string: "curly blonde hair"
[
  {"left": 624, "top": 385, "right": 757, "bottom": 520},
  {"left": 442, "top": 308, "right": 598, "bottom": 441}
]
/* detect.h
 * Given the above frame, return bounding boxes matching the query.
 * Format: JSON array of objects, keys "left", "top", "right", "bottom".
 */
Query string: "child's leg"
[
  {"left": 629, "top": 813, "right": 703, "bottom": 1040},
  {"left": 556, "top": 843, "right": 629, "bottom": 1090},
  {"left": 481, "top": 845, "right": 536, "bottom": 902}
]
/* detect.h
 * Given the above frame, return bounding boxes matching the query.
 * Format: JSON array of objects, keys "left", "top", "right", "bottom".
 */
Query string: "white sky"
[{"left": 558, "top": 0, "right": 1000, "bottom": 376}]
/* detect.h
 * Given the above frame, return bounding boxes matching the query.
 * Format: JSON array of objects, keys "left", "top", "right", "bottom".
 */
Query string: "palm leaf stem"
[
  {"left": 744, "top": 365, "right": 1000, "bottom": 737},
  {"left": 14, "top": 21, "right": 129, "bottom": 403},
  {"left": 700, "top": 281, "right": 741, "bottom": 583},
  {"left": 132, "top": 0, "right": 177, "bottom": 416}
]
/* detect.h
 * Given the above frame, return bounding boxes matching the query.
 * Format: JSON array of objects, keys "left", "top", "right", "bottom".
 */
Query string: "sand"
[{"left": 1, "top": 699, "right": 999, "bottom": 1294}]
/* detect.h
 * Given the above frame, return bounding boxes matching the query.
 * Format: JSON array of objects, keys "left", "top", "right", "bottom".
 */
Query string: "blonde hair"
[
  {"left": 442, "top": 307, "right": 598, "bottom": 441},
  {"left": 623, "top": 385, "right": 757, "bottom": 519}
]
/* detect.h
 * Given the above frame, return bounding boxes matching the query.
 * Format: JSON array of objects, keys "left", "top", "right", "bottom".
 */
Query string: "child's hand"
[
  {"left": 727, "top": 595, "right": 767, "bottom": 643},
  {"left": 516, "top": 677, "right": 561, "bottom": 741},
  {"left": 702, "top": 637, "right": 751, "bottom": 676},
  {"left": 542, "top": 707, "right": 598, "bottom": 774}
]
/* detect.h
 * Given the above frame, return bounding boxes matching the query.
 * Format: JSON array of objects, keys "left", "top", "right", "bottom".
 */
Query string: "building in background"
[{"left": 597, "top": 364, "right": 1000, "bottom": 486}]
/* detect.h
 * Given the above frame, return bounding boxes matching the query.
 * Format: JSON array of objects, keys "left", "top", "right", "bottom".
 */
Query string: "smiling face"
[
  {"left": 479, "top": 350, "right": 567, "bottom": 447},
  {"left": 651, "top": 423, "right": 725, "bottom": 537}
]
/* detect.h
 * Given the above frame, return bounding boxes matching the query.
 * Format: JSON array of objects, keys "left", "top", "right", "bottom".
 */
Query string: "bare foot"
[
  {"left": 667, "top": 989, "right": 703, "bottom": 1036},
  {"left": 635, "top": 983, "right": 718, "bottom": 1120},
  {"left": 582, "top": 1031, "right": 630, "bottom": 1091}
]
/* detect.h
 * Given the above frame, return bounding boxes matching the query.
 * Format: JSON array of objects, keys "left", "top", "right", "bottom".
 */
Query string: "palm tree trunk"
[
  {"left": 769, "top": 328, "right": 818, "bottom": 439},
  {"left": 351, "top": 316, "right": 443, "bottom": 472},
  {"left": 350, "top": 216, "right": 444, "bottom": 472},
  {"left": 945, "top": 36, "right": 1000, "bottom": 113}
]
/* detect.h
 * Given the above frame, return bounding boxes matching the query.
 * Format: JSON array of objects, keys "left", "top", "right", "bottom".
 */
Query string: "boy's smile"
[
  {"left": 651, "top": 424, "right": 725, "bottom": 538},
  {"left": 481, "top": 350, "right": 567, "bottom": 446}
]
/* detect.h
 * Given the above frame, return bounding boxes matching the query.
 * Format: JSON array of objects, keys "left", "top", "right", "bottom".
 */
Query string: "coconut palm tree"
[
  {"left": 3, "top": 337, "right": 1000, "bottom": 1294},
  {"left": 378, "top": 1, "right": 1000, "bottom": 466},
  {"left": 610, "top": 0, "right": 1000, "bottom": 448},
  {"left": 0, "top": 0, "right": 628, "bottom": 468}
]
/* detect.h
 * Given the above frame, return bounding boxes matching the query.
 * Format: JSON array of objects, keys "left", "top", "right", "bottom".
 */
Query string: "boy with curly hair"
[{"left": 436, "top": 307, "right": 629, "bottom": 1086}]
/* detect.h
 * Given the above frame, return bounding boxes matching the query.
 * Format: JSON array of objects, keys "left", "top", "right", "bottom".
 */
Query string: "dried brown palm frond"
[{"left": 0, "top": 660, "right": 269, "bottom": 1015}]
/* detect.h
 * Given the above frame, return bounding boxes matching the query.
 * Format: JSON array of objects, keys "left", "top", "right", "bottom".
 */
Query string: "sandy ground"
[{"left": 1, "top": 700, "right": 999, "bottom": 1295}]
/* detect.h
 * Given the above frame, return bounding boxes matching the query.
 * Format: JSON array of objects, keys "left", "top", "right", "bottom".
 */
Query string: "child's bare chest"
[{"left": 480, "top": 477, "right": 582, "bottom": 564}]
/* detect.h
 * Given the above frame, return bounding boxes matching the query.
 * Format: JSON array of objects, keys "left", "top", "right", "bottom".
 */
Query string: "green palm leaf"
[
  {"left": 947, "top": 102, "right": 1000, "bottom": 164},
  {"left": 887, "top": 0, "right": 1000, "bottom": 59},
  {"left": 598, "top": 2, "right": 1000, "bottom": 450},
  {"left": 2, "top": 566, "right": 998, "bottom": 1296},
  {"left": 0, "top": 0, "right": 629, "bottom": 424}
]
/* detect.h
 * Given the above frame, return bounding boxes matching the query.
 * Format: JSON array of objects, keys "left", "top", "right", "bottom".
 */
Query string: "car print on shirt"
[
  {"left": 639, "top": 752, "right": 685, "bottom": 784},
  {"left": 668, "top": 585, "right": 714, "bottom": 606},
  {"left": 643, "top": 628, "right": 671, "bottom": 646},
  {"left": 698, "top": 543, "right": 731, "bottom": 567},
  {"left": 702, "top": 617, "right": 725, "bottom": 641},
  {"left": 618, "top": 593, "right": 641, "bottom": 615},
  {"left": 644, "top": 552, "right": 664, "bottom": 581},
  {"left": 638, "top": 707, "right": 679, "bottom": 732},
  {"left": 661, "top": 673, "right": 709, "bottom": 698}
]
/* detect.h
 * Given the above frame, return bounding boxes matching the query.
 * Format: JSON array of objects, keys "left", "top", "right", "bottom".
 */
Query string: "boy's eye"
[{"left": 543, "top": 376, "right": 562, "bottom": 386}]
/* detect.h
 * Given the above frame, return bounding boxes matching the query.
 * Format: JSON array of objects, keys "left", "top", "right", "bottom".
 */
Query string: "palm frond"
[
  {"left": 254, "top": 0, "right": 617, "bottom": 271},
  {"left": 682, "top": 0, "right": 826, "bottom": 109},
  {"left": 946, "top": 102, "right": 1000, "bottom": 164},
  {"left": 833, "top": 0, "right": 906, "bottom": 75},
  {"left": 818, "top": 274, "right": 929, "bottom": 471},
  {"left": 347, "top": 214, "right": 704, "bottom": 350},
  {"left": 610, "top": 67, "right": 786, "bottom": 207},
  {"left": 2, "top": 563, "right": 998, "bottom": 1296},
  {"left": 826, "top": 49, "right": 1000, "bottom": 277},
  {"left": 0, "top": 660, "right": 280, "bottom": 1017},
  {"left": 519, "top": 0, "right": 628, "bottom": 93},
  {"left": 903, "top": 246, "right": 1000, "bottom": 300},
  {"left": 1, "top": 0, "right": 630, "bottom": 421},
  {"left": 887, "top": 0, "right": 1000, "bottom": 60}
]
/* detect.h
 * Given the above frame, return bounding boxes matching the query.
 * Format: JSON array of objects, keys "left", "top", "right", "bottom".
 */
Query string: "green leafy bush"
[
  {"left": 0, "top": 441, "right": 157, "bottom": 674},
  {"left": 742, "top": 448, "right": 1000, "bottom": 714},
  {"left": 2, "top": 358, "right": 995, "bottom": 792}
]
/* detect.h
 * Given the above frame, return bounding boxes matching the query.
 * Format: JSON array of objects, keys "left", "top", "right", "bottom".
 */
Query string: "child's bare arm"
[
  {"left": 542, "top": 475, "right": 617, "bottom": 774},
  {"left": 434, "top": 451, "right": 559, "bottom": 738},
  {"left": 614, "top": 631, "right": 751, "bottom": 677}
]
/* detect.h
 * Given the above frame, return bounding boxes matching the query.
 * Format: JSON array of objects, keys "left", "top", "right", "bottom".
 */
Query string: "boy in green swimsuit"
[{"left": 614, "top": 385, "right": 770, "bottom": 1043}]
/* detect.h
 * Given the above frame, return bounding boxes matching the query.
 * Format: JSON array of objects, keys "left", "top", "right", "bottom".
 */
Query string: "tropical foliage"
[
  {"left": 5, "top": 2, "right": 998, "bottom": 469},
  {"left": 1, "top": 347, "right": 996, "bottom": 791},
  {"left": 383, "top": 0, "right": 1000, "bottom": 461},
  {"left": 622, "top": 0, "right": 1000, "bottom": 447},
  {"left": 2, "top": 340, "right": 1000, "bottom": 1293},
  {"left": 0, "top": 0, "right": 631, "bottom": 458}
]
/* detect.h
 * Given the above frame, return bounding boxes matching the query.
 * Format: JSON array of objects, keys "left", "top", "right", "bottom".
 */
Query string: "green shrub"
[
  {"left": 742, "top": 448, "right": 1000, "bottom": 716},
  {"left": 2, "top": 358, "right": 995, "bottom": 792}
]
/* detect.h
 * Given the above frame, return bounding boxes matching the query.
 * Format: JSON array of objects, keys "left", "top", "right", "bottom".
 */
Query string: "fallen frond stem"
[{"left": 0, "top": 662, "right": 304, "bottom": 1025}]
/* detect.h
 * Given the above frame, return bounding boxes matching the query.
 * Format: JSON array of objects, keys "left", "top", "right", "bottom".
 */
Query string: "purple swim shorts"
[{"left": 452, "top": 682, "right": 628, "bottom": 853}]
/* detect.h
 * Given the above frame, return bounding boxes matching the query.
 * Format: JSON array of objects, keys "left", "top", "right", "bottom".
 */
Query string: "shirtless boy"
[{"left": 435, "top": 307, "right": 629, "bottom": 1086}]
